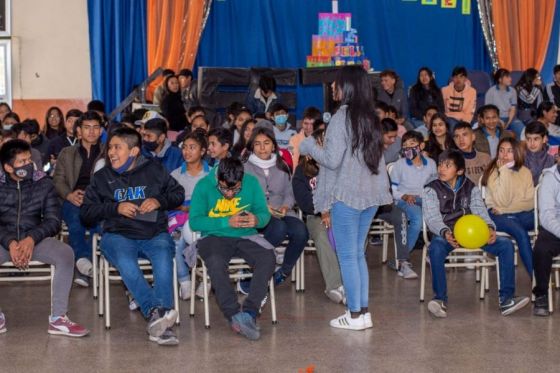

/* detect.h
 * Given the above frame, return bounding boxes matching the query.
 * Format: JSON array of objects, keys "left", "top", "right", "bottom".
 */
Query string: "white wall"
[{"left": 11, "top": 0, "right": 91, "bottom": 99}]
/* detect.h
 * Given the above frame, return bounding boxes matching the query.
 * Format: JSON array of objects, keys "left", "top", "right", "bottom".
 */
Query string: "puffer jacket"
[{"left": 0, "top": 171, "right": 61, "bottom": 249}]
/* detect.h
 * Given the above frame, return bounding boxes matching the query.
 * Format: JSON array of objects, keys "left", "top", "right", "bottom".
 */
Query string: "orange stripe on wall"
[{"left": 12, "top": 99, "right": 90, "bottom": 130}]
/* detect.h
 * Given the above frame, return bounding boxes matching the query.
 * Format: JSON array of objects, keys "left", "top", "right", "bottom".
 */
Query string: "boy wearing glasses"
[
  {"left": 189, "top": 157, "right": 275, "bottom": 341},
  {"left": 53, "top": 111, "right": 103, "bottom": 286}
]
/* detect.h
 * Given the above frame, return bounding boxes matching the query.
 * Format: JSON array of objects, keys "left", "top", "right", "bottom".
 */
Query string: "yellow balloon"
[{"left": 453, "top": 214, "right": 490, "bottom": 249}]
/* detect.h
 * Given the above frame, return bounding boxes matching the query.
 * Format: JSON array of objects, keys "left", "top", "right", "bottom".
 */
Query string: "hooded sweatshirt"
[
  {"left": 189, "top": 171, "right": 271, "bottom": 238},
  {"left": 80, "top": 156, "right": 185, "bottom": 240},
  {"left": 442, "top": 81, "right": 477, "bottom": 123},
  {"left": 538, "top": 165, "right": 560, "bottom": 238}
]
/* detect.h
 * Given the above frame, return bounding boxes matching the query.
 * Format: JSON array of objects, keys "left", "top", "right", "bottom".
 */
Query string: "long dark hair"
[
  {"left": 334, "top": 65, "right": 383, "bottom": 174},
  {"left": 231, "top": 118, "right": 256, "bottom": 160},
  {"left": 412, "top": 67, "right": 440, "bottom": 92},
  {"left": 481, "top": 137, "right": 525, "bottom": 186},
  {"left": 45, "top": 106, "right": 65, "bottom": 137},
  {"left": 246, "top": 126, "right": 291, "bottom": 176},
  {"left": 425, "top": 113, "right": 453, "bottom": 160},
  {"left": 515, "top": 68, "right": 540, "bottom": 93}
]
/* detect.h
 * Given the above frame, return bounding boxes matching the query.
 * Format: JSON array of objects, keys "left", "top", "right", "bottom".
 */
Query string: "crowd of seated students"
[{"left": 1, "top": 63, "right": 560, "bottom": 342}]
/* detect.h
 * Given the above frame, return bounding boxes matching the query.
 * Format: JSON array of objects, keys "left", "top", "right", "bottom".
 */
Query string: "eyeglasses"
[{"left": 217, "top": 183, "right": 241, "bottom": 196}]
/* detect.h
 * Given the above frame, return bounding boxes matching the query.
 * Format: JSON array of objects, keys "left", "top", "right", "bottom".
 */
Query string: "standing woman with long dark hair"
[{"left": 300, "top": 66, "right": 392, "bottom": 330}]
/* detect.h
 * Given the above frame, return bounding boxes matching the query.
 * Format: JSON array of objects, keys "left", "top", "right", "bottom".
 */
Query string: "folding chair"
[
  {"left": 189, "top": 233, "right": 277, "bottom": 328},
  {"left": 99, "top": 256, "right": 180, "bottom": 330},
  {"left": 419, "top": 220, "right": 497, "bottom": 302},
  {"left": 0, "top": 261, "right": 55, "bottom": 309}
]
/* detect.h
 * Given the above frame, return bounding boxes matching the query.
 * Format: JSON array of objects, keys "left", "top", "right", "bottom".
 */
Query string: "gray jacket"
[
  {"left": 243, "top": 161, "right": 296, "bottom": 215},
  {"left": 538, "top": 165, "right": 560, "bottom": 238},
  {"left": 299, "top": 105, "right": 392, "bottom": 213}
]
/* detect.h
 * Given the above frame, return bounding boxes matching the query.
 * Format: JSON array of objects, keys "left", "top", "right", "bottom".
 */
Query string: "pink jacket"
[{"left": 442, "top": 81, "right": 477, "bottom": 123}]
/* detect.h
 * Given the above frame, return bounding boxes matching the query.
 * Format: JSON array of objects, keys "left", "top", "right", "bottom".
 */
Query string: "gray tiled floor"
[{"left": 1, "top": 244, "right": 559, "bottom": 373}]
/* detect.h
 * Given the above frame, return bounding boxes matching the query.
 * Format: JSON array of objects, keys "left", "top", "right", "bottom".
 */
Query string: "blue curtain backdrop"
[
  {"left": 87, "top": 0, "right": 147, "bottom": 114},
  {"left": 195, "top": 0, "right": 492, "bottom": 116},
  {"left": 542, "top": 0, "right": 560, "bottom": 83}
]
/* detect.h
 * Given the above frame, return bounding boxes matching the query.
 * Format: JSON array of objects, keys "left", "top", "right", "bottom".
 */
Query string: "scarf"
[{"left": 248, "top": 153, "right": 277, "bottom": 169}]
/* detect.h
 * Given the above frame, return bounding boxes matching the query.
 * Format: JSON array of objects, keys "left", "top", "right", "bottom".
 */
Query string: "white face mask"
[{"left": 2, "top": 124, "right": 12, "bottom": 130}]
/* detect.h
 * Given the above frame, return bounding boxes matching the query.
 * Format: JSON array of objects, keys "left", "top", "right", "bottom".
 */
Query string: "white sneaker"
[
  {"left": 363, "top": 312, "right": 373, "bottom": 329},
  {"left": 329, "top": 311, "right": 366, "bottom": 331},
  {"left": 195, "top": 281, "right": 211, "bottom": 299},
  {"left": 179, "top": 280, "right": 192, "bottom": 301},
  {"left": 398, "top": 261, "right": 418, "bottom": 279},
  {"left": 325, "top": 288, "right": 344, "bottom": 304},
  {"left": 76, "top": 258, "right": 93, "bottom": 278},
  {"left": 428, "top": 300, "right": 448, "bottom": 318}
]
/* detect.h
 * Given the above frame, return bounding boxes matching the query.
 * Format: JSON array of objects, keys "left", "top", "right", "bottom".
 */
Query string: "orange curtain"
[
  {"left": 146, "top": 0, "right": 207, "bottom": 100},
  {"left": 492, "top": 0, "right": 556, "bottom": 71}
]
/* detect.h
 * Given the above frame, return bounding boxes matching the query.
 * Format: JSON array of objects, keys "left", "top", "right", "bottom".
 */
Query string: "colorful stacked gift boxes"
[{"left": 306, "top": 12, "right": 368, "bottom": 67}]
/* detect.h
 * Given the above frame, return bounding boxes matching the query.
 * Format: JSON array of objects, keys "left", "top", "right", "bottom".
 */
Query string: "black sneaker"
[
  {"left": 149, "top": 327, "right": 179, "bottom": 346},
  {"left": 231, "top": 312, "right": 260, "bottom": 340},
  {"left": 273, "top": 269, "right": 288, "bottom": 286},
  {"left": 146, "top": 308, "right": 178, "bottom": 338},
  {"left": 500, "top": 296, "right": 530, "bottom": 316},
  {"left": 533, "top": 295, "right": 550, "bottom": 317},
  {"left": 73, "top": 273, "right": 90, "bottom": 288}
]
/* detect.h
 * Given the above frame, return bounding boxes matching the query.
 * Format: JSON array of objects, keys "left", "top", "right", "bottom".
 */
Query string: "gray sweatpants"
[
  {"left": 0, "top": 237, "right": 75, "bottom": 316},
  {"left": 306, "top": 215, "right": 343, "bottom": 292}
]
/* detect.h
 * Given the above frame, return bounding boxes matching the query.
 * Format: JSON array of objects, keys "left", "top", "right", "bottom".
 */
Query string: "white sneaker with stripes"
[{"left": 329, "top": 311, "right": 366, "bottom": 331}]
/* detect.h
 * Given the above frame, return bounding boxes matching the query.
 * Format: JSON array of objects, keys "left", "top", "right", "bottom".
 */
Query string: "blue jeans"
[
  {"left": 429, "top": 235, "right": 515, "bottom": 303},
  {"left": 396, "top": 198, "right": 422, "bottom": 251},
  {"left": 174, "top": 233, "right": 190, "bottom": 283},
  {"left": 501, "top": 117, "right": 525, "bottom": 139},
  {"left": 489, "top": 209, "right": 534, "bottom": 277},
  {"left": 262, "top": 215, "right": 308, "bottom": 275},
  {"left": 331, "top": 201, "right": 378, "bottom": 312},
  {"left": 62, "top": 201, "right": 100, "bottom": 261},
  {"left": 101, "top": 232, "right": 175, "bottom": 317}
]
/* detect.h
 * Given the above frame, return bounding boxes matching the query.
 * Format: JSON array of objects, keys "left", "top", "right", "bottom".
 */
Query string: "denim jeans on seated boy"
[
  {"left": 101, "top": 232, "right": 175, "bottom": 317},
  {"left": 396, "top": 196, "right": 423, "bottom": 252},
  {"left": 429, "top": 235, "right": 515, "bottom": 303}
]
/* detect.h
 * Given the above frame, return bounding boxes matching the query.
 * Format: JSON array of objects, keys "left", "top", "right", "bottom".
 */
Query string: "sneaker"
[
  {"left": 126, "top": 291, "right": 140, "bottom": 311},
  {"left": 329, "top": 311, "right": 366, "bottom": 331},
  {"left": 231, "top": 311, "right": 260, "bottom": 340},
  {"left": 146, "top": 308, "right": 178, "bottom": 338},
  {"left": 179, "top": 280, "right": 192, "bottom": 301},
  {"left": 48, "top": 316, "right": 89, "bottom": 337},
  {"left": 0, "top": 311, "right": 6, "bottom": 334},
  {"left": 363, "top": 312, "right": 373, "bottom": 329},
  {"left": 195, "top": 281, "right": 211, "bottom": 299},
  {"left": 398, "top": 261, "right": 418, "bottom": 279},
  {"left": 533, "top": 295, "right": 550, "bottom": 317},
  {"left": 500, "top": 296, "right": 530, "bottom": 316},
  {"left": 273, "top": 268, "right": 288, "bottom": 286},
  {"left": 149, "top": 327, "right": 179, "bottom": 346},
  {"left": 387, "top": 259, "right": 398, "bottom": 271},
  {"left": 428, "top": 300, "right": 448, "bottom": 318},
  {"left": 73, "top": 273, "right": 89, "bottom": 288},
  {"left": 76, "top": 258, "right": 93, "bottom": 278},
  {"left": 325, "top": 287, "right": 344, "bottom": 304}
]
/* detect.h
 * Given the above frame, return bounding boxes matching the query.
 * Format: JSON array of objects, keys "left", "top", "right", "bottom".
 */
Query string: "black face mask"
[
  {"left": 13, "top": 163, "right": 34, "bottom": 181},
  {"left": 143, "top": 140, "right": 158, "bottom": 152},
  {"left": 31, "top": 136, "right": 42, "bottom": 147}
]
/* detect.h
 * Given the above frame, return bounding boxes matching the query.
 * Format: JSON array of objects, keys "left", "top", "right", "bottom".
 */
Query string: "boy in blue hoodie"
[{"left": 81, "top": 128, "right": 185, "bottom": 345}]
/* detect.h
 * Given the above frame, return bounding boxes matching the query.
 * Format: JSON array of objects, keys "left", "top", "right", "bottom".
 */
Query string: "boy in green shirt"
[{"left": 190, "top": 157, "right": 275, "bottom": 340}]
